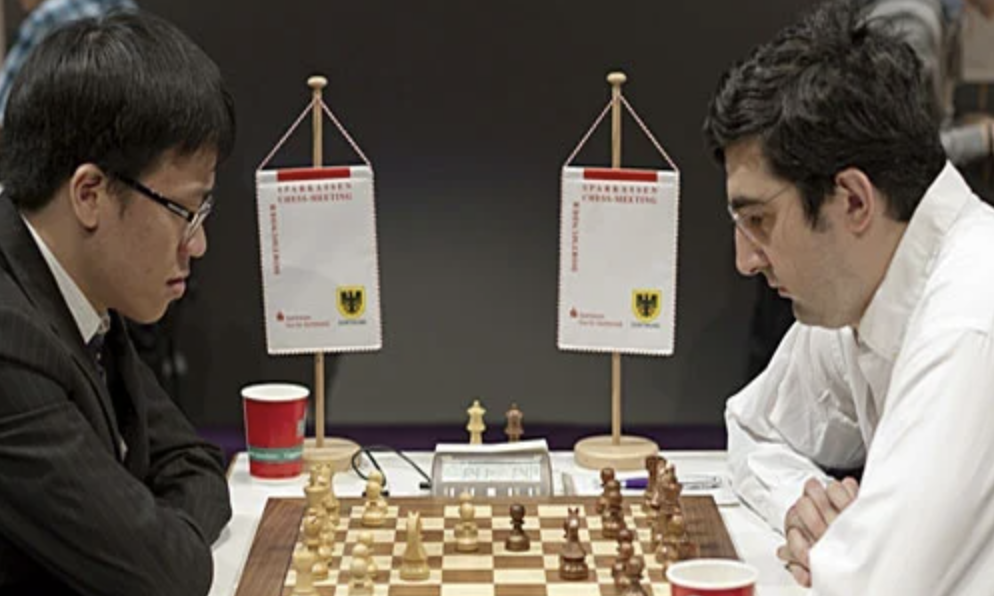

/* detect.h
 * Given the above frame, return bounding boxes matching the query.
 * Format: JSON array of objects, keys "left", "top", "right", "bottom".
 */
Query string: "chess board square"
[
  {"left": 586, "top": 517, "right": 603, "bottom": 530},
  {"left": 536, "top": 505, "right": 573, "bottom": 518},
  {"left": 439, "top": 585, "right": 494, "bottom": 596},
  {"left": 542, "top": 554, "right": 559, "bottom": 570},
  {"left": 544, "top": 582, "right": 602, "bottom": 596},
  {"left": 492, "top": 568, "right": 547, "bottom": 584},
  {"left": 440, "top": 569, "right": 494, "bottom": 583},
  {"left": 440, "top": 554, "right": 494, "bottom": 570},
  {"left": 590, "top": 540, "right": 618, "bottom": 556},
  {"left": 494, "top": 586, "right": 547, "bottom": 596},
  {"left": 386, "top": 585, "right": 441, "bottom": 596},
  {"left": 493, "top": 555, "right": 544, "bottom": 569},
  {"left": 593, "top": 567, "right": 614, "bottom": 583},
  {"left": 420, "top": 516, "right": 445, "bottom": 531}
]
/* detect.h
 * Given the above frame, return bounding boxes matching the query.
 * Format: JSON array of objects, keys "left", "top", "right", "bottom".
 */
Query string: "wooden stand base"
[
  {"left": 302, "top": 437, "right": 360, "bottom": 473},
  {"left": 573, "top": 435, "right": 659, "bottom": 471}
]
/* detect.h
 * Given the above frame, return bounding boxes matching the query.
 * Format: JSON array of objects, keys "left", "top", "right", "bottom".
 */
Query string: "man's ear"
[
  {"left": 834, "top": 168, "right": 877, "bottom": 235},
  {"left": 68, "top": 164, "right": 110, "bottom": 231}
]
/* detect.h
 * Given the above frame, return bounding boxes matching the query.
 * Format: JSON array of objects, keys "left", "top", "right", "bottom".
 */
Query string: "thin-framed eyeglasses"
[
  {"left": 726, "top": 184, "right": 792, "bottom": 247},
  {"left": 116, "top": 175, "right": 214, "bottom": 244}
]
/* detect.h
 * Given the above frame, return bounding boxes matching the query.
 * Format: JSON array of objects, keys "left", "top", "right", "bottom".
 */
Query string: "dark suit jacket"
[{"left": 0, "top": 197, "right": 231, "bottom": 596}]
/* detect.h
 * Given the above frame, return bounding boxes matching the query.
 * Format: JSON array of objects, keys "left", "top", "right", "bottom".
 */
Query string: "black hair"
[
  {"left": 702, "top": 0, "right": 945, "bottom": 224},
  {"left": 0, "top": 10, "right": 235, "bottom": 210}
]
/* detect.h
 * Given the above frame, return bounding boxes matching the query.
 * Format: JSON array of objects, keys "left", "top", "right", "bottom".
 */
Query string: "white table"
[{"left": 210, "top": 451, "right": 807, "bottom": 596}]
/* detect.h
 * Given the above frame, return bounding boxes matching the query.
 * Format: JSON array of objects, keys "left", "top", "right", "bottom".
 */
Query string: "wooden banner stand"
[
  {"left": 300, "top": 75, "right": 361, "bottom": 473},
  {"left": 573, "top": 72, "right": 660, "bottom": 472}
]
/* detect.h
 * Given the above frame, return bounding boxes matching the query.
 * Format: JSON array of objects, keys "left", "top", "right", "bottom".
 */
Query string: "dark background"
[{"left": 4, "top": 1, "right": 816, "bottom": 437}]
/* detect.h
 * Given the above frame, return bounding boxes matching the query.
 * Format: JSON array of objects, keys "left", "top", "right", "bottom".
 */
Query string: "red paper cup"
[
  {"left": 241, "top": 383, "right": 308, "bottom": 479},
  {"left": 666, "top": 559, "right": 758, "bottom": 596}
]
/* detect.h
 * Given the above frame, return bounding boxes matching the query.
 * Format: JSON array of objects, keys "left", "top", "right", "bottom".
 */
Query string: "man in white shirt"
[{"left": 704, "top": 0, "right": 994, "bottom": 593}]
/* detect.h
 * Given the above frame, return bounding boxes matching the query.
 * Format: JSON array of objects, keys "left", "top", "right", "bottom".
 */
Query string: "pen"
[{"left": 619, "top": 475, "right": 722, "bottom": 491}]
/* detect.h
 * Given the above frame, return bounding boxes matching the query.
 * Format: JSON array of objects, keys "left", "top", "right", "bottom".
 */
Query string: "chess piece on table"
[
  {"left": 400, "top": 511, "right": 430, "bottom": 581},
  {"left": 348, "top": 551, "right": 374, "bottom": 596},
  {"left": 505, "top": 503, "right": 531, "bottom": 552},
  {"left": 357, "top": 531, "right": 378, "bottom": 578},
  {"left": 596, "top": 467, "right": 616, "bottom": 515},
  {"left": 559, "top": 507, "right": 589, "bottom": 580},
  {"left": 643, "top": 454, "right": 665, "bottom": 513},
  {"left": 504, "top": 402, "right": 523, "bottom": 442},
  {"left": 601, "top": 478, "right": 625, "bottom": 539},
  {"left": 619, "top": 556, "right": 648, "bottom": 596},
  {"left": 361, "top": 472, "right": 388, "bottom": 527},
  {"left": 455, "top": 491, "right": 479, "bottom": 552},
  {"left": 612, "top": 537, "right": 635, "bottom": 587},
  {"left": 662, "top": 513, "right": 698, "bottom": 560},
  {"left": 291, "top": 546, "right": 317, "bottom": 596},
  {"left": 301, "top": 513, "right": 329, "bottom": 580},
  {"left": 304, "top": 480, "right": 332, "bottom": 532},
  {"left": 316, "top": 464, "right": 341, "bottom": 526},
  {"left": 467, "top": 399, "right": 486, "bottom": 444}
]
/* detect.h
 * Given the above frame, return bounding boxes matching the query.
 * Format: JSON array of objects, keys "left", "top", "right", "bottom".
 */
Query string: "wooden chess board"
[{"left": 234, "top": 496, "right": 738, "bottom": 596}]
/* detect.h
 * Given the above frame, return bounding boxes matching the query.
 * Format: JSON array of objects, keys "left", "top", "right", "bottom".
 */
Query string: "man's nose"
[
  {"left": 182, "top": 225, "right": 208, "bottom": 259},
  {"left": 734, "top": 228, "right": 768, "bottom": 277}
]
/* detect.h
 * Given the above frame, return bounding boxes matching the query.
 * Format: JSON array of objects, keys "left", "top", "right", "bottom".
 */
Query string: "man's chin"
[
  {"left": 793, "top": 304, "right": 848, "bottom": 329},
  {"left": 119, "top": 302, "right": 170, "bottom": 325}
]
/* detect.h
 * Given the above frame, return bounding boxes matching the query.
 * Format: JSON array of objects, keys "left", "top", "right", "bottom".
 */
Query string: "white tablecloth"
[{"left": 209, "top": 450, "right": 807, "bottom": 596}]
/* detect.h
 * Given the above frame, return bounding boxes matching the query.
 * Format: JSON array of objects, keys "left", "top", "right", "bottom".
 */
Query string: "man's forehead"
[
  {"left": 724, "top": 138, "right": 772, "bottom": 181},
  {"left": 724, "top": 139, "right": 788, "bottom": 205}
]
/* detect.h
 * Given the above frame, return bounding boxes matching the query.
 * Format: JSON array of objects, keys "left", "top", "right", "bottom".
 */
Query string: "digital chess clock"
[{"left": 430, "top": 439, "right": 554, "bottom": 498}]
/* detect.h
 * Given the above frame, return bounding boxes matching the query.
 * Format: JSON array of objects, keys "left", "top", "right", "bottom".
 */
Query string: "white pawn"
[
  {"left": 455, "top": 491, "right": 479, "bottom": 552},
  {"left": 291, "top": 546, "right": 317, "bottom": 596},
  {"left": 348, "top": 555, "right": 373, "bottom": 595},
  {"left": 361, "top": 472, "right": 387, "bottom": 527},
  {"left": 357, "top": 531, "right": 379, "bottom": 578}
]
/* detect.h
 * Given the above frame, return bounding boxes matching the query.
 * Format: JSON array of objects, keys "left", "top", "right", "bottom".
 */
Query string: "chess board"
[{"left": 234, "top": 496, "right": 738, "bottom": 596}]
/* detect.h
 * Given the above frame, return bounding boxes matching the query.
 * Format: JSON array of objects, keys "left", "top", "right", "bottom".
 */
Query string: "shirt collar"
[
  {"left": 857, "top": 162, "right": 972, "bottom": 359},
  {"left": 21, "top": 216, "right": 110, "bottom": 344}
]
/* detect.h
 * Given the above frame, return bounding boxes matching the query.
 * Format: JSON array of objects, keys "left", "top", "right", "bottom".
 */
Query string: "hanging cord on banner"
[
  {"left": 619, "top": 95, "right": 679, "bottom": 174},
  {"left": 563, "top": 95, "right": 679, "bottom": 174},
  {"left": 257, "top": 97, "right": 371, "bottom": 171},
  {"left": 563, "top": 99, "right": 613, "bottom": 168},
  {"left": 320, "top": 100, "right": 371, "bottom": 167}
]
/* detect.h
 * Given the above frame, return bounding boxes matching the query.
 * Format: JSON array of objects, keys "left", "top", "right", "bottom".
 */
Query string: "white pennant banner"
[
  {"left": 255, "top": 166, "right": 382, "bottom": 354},
  {"left": 557, "top": 166, "right": 679, "bottom": 355}
]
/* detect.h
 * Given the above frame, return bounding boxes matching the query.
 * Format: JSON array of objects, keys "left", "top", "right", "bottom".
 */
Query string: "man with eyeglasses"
[
  {"left": 0, "top": 11, "right": 233, "bottom": 596},
  {"left": 705, "top": 0, "right": 994, "bottom": 593}
]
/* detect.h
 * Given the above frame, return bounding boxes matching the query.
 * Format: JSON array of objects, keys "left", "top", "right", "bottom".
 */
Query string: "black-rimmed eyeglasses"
[{"left": 116, "top": 175, "right": 214, "bottom": 244}]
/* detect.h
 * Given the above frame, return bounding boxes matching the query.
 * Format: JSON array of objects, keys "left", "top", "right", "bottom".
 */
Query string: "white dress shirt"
[
  {"left": 725, "top": 162, "right": 994, "bottom": 594},
  {"left": 21, "top": 217, "right": 109, "bottom": 343}
]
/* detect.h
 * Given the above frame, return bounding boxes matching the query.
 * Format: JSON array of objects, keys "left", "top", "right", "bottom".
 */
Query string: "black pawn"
[{"left": 505, "top": 503, "right": 530, "bottom": 552}]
